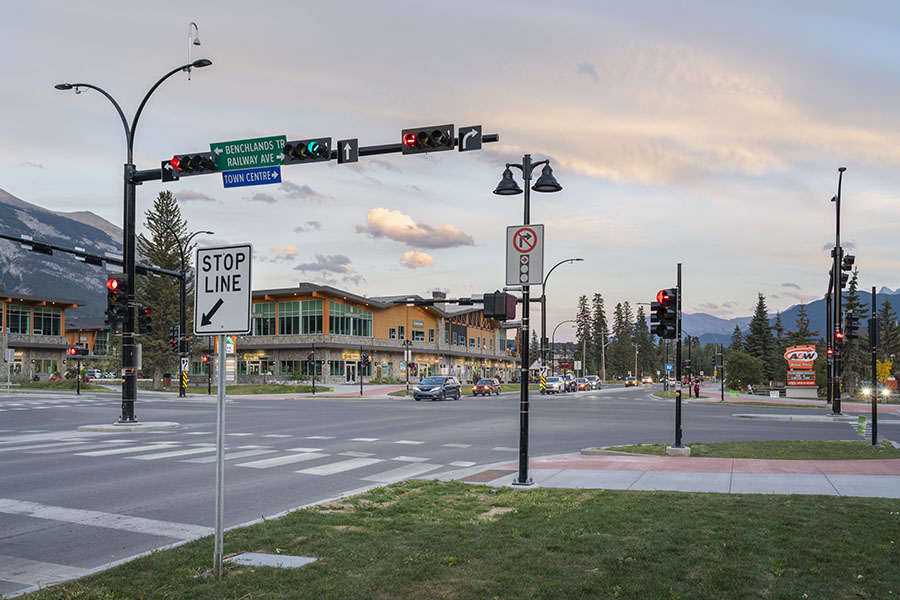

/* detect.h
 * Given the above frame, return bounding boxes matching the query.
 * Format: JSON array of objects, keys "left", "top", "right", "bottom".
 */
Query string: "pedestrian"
[{"left": 693, "top": 379, "right": 700, "bottom": 398}]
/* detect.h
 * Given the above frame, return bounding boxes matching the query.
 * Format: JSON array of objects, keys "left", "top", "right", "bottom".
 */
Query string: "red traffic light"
[
  {"left": 142, "top": 306, "right": 152, "bottom": 315},
  {"left": 68, "top": 347, "right": 77, "bottom": 356},
  {"left": 402, "top": 132, "right": 417, "bottom": 149},
  {"left": 657, "top": 289, "right": 671, "bottom": 303},
  {"left": 107, "top": 277, "right": 121, "bottom": 291},
  {"left": 835, "top": 331, "right": 844, "bottom": 340},
  {"left": 170, "top": 156, "right": 182, "bottom": 171},
  {"left": 201, "top": 355, "right": 209, "bottom": 363},
  {"left": 826, "top": 348, "right": 834, "bottom": 356}
]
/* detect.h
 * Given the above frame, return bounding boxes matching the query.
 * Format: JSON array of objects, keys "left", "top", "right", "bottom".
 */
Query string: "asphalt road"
[{"left": 1, "top": 385, "right": 896, "bottom": 597}]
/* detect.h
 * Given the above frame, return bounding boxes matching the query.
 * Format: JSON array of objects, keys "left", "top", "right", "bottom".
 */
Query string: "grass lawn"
[
  {"left": 19, "top": 479, "right": 900, "bottom": 600},
  {"left": 15, "top": 380, "right": 114, "bottom": 393},
  {"left": 602, "top": 440, "right": 900, "bottom": 460},
  {"left": 180, "top": 383, "right": 328, "bottom": 395}
]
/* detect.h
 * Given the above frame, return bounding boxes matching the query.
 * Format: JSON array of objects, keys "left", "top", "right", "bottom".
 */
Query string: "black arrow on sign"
[{"left": 201, "top": 298, "right": 224, "bottom": 327}]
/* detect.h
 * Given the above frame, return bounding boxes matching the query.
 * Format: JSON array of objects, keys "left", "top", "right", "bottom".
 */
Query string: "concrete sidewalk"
[{"left": 439, "top": 452, "right": 900, "bottom": 499}]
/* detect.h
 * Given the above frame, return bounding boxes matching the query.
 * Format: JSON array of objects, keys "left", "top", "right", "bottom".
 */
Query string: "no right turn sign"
[{"left": 506, "top": 224, "right": 544, "bottom": 286}]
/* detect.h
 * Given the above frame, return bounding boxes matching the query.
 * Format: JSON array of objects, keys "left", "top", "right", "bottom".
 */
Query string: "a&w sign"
[{"left": 784, "top": 345, "right": 817, "bottom": 370}]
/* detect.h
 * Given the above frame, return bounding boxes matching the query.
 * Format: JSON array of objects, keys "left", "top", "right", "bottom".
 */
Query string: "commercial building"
[
  {"left": 1, "top": 292, "right": 84, "bottom": 378},
  {"left": 226, "top": 282, "right": 518, "bottom": 385}
]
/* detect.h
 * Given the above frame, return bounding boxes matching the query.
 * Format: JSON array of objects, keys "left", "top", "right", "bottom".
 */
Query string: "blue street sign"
[
  {"left": 665, "top": 363, "right": 674, "bottom": 372},
  {"left": 222, "top": 166, "right": 282, "bottom": 189}
]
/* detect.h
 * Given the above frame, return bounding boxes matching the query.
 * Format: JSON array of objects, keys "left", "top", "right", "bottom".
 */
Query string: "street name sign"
[
  {"left": 210, "top": 135, "right": 287, "bottom": 171},
  {"left": 222, "top": 166, "right": 282, "bottom": 188},
  {"left": 194, "top": 244, "right": 252, "bottom": 335},
  {"left": 506, "top": 224, "right": 544, "bottom": 286}
]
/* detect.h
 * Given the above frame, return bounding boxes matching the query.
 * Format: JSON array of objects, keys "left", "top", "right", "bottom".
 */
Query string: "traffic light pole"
[
  {"left": 674, "top": 263, "right": 684, "bottom": 448},
  {"left": 871, "top": 286, "right": 878, "bottom": 446},
  {"left": 832, "top": 167, "right": 846, "bottom": 415},
  {"left": 56, "top": 60, "right": 211, "bottom": 424}
]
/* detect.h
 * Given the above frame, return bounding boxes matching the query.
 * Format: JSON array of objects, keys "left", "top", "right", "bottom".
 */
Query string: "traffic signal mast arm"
[
  {"left": 143, "top": 132, "right": 500, "bottom": 183},
  {"left": 0, "top": 231, "right": 181, "bottom": 280}
]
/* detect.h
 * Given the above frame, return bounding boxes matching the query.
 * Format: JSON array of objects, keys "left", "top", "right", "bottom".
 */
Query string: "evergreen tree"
[
  {"left": 877, "top": 299, "right": 900, "bottom": 363},
  {"left": 771, "top": 312, "right": 787, "bottom": 382},
  {"left": 575, "top": 295, "right": 593, "bottom": 373},
  {"left": 633, "top": 306, "right": 655, "bottom": 377},
  {"left": 840, "top": 269, "right": 868, "bottom": 391},
  {"left": 729, "top": 325, "right": 743, "bottom": 352},
  {"left": 529, "top": 329, "right": 540, "bottom": 367},
  {"left": 786, "top": 304, "right": 819, "bottom": 346},
  {"left": 607, "top": 303, "right": 632, "bottom": 378},
  {"left": 590, "top": 293, "right": 607, "bottom": 377},
  {"left": 744, "top": 293, "right": 775, "bottom": 381},
  {"left": 136, "top": 191, "right": 193, "bottom": 387}
]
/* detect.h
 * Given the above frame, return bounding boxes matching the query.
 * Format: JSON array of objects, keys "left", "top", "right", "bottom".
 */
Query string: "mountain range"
[{"left": 1, "top": 187, "right": 894, "bottom": 337}]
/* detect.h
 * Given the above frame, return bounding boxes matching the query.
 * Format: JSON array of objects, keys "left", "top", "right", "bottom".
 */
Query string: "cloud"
[
  {"left": 576, "top": 61, "right": 600, "bottom": 83},
  {"left": 176, "top": 189, "right": 216, "bottom": 202},
  {"left": 20, "top": 161, "right": 45, "bottom": 170},
  {"left": 784, "top": 291, "right": 819, "bottom": 303},
  {"left": 356, "top": 207, "right": 475, "bottom": 249},
  {"left": 247, "top": 192, "right": 277, "bottom": 204},
  {"left": 281, "top": 180, "right": 326, "bottom": 200},
  {"left": 781, "top": 282, "right": 801, "bottom": 290},
  {"left": 294, "top": 254, "right": 356, "bottom": 274},
  {"left": 293, "top": 221, "right": 322, "bottom": 233},
  {"left": 399, "top": 251, "right": 435, "bottom": 269},
  {"left": 822, "top": 240, "right": 858, "bottom": 251},
  {"left": 257, "top": 244, "right": 298, "bottom": 263}
]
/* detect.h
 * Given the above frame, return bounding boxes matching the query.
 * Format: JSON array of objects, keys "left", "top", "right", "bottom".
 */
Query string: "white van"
[{"left": 85, "top": 369, "right": 102, "bottom": 379}]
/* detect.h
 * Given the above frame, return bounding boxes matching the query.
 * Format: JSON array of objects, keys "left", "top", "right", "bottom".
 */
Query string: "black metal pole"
[
  {"left": 312, "top": 343, "right": 316, "bottom": 396},
  {"left": 872, "top": 286, "right": 878, "bottom": 445},
  {"left": 514, "top": 154, "right": 533, "bottom": 486},
  {"left": 826, "top": 290, "right": 833, "bottom": 406},
  {"left": 207, "top": 337, "right": 211, "bottom": 395},
  {"left": 359, "top": 345, "right": 363, "bottom": 397},
  {"left": 674, "top": 263, "right": 683, "bottom": 447},
  {"left": 541, "top": 292, "right": 547, "bottom": 391},
  {"left": 178, "top": 246, "right": 187, "bottom": 398},
  {"left": 720, "top": 344, "right": 725, "bottom": 402},
  {"left": 76, "top": 358, "right": 81, "bottom": 396},
  {"left": 121, "top": 163, "right": 137, "bottom": 422},
  {"left": 833, "top": 167, "right": 846, "bottom": 415}
]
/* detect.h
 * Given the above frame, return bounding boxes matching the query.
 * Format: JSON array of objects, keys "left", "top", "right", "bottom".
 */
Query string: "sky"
[{"left": 2, "top": 1, "right": 900, "bottom": 342}]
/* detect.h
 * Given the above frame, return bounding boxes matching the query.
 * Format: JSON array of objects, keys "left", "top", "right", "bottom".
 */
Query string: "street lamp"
[
  {"left": 150, "top": 218, "right": 213, "bottom": 397},
  {"left": 56, "top": 58, "right": 212, "bottom": 423},
  {"left": 551, "top": 319, "right": 576, "bottom": 377},
  {"left": 830, "top": 167, "right": 847, "bottom": 416},
  {"left": 540, "top": 258, "right": 583, "bottom": 380},
  {"left": 493, "top": 154, "right": 561, "bottom": 487}
]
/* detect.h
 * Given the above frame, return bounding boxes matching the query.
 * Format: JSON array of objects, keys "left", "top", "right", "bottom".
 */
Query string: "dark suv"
[
  {"left": 563, "top": 374, "right": 577, "bottom": 392},
  {"left": 413, "top": 376, "right": 461, "bottom": 401}
]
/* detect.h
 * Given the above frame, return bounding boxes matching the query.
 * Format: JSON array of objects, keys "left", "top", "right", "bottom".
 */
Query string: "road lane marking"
[
  {"left": 361, "top": 463, "right": 441, "bottom": 483},
  {"left": 449, "top": 461, "right": 477, "bottom": 467},
  {"left": 180, "top": 449, "right": 276, "bottom": 464},
  {"left": 236, "top": 452, "right": 329, "bottom": 469},
  {"left": 0, "top": 498, "right": 212, "bottom": 540},
  {"left": 284, "top": 447, "right": 323, "bottom": 453},
  {"left": 492, "top": 447, "right": 518, "bottom": 452},
  {"left": 392, "top": 456, "right": 429, "bottom": 462},
  {"left": 350, "top": 438, "right": 378, "bottom": 442},
  {"left": 297, "top": 457, "right": 383, "bottom": 476},
  {"left": 442, "top": 443, "right": 471, "bottom": 448},
  {"left": 306, "top": 436, "right": 335, "bottom": 440},
  {"left": 76, "top": 443, "right": 179, "bottom": 457},
  {"left": 0, "top": 553, "right": 89, "bottom": 585},
  {"left": 339, "top": 451, "right": 375, "bottom": 457},
  {"left": 394, "top": 440, "right": 425, "bottom": 445},
  {"left": 127, "top": 447, "right": 217, "bottom": 460}
]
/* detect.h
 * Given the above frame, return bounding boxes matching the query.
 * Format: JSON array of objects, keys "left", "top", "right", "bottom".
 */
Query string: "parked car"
[
  {"left": 624, "top": 376, "right": 638, "bottom": 387},
  {"left": 85, "top": 369, "right": 102, "bottom": 380},
  {"left": 563, "top": 373, "right": 577, "bottom": 392},
  {"left": 472, "top": 378, "right": 500, "bottom": 396},
  {"left": 541, "top": 376, "right": 564, "bottom": 394},
  {"left": 576, "top": 377, "right": 591, "bottom": 391},
  {"left": 585, "top": 375, "right": 601, "bottom": 390},
  {"left": 641, "top": 375, "right": 654, "bottom": 384},
  {"left": 413, "top": 376, "right": 461, "bottom": 401}
]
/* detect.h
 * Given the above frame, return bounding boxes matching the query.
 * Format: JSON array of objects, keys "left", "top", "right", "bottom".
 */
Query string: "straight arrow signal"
[{"left": 201, "top": 298, "right": 224, "bottom": 327}]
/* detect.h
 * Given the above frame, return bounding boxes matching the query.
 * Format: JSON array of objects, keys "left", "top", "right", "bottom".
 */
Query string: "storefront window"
[
  {"left": 7, "top": 306, "right": 30, "bottom": 334},
  {"left": 329, "top": 360, "right": 345, "bottom": 376},
  {"left": 251, "top": 302, "right": 276, "bottom": 336},
  {"left": 278, "top": 301, "right": 300, "bottom": 335},
  {"left": 33, "top": 308, "right": 61, "bottom": 336},
  {"left": 281, "top": 360, "right": 322, "bottom": 377},
  {"left": 302, "top": 299, "right": 323, "bottom": 334},
  {"left": 328, "top": 301, "right": 372, "bottom": 337},
  {"left": 93, "top": 331, "right": 110, "bottom": 355},
  {"left": 33, "top": 359, "right": 59, "bottom": 374}
]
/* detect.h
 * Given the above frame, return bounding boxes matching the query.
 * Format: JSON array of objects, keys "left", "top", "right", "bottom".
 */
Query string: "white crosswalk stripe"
[
  {"left": 128, "top": 447, "right": 217, "bottom": 461},
  {"left": 76, "top": 443, "right": 179, "bottom": 457},
  {"left": 0, "top": 440, "right": 91, "bottom": 453},
  {"left": 297, "top": 457, "right": 383, "bottom": 475},
  {"left": 0, "top": 553, "right": 90, "bottom": 585},
  {"left": 180, "top": 449, "right": 276, "bottom": 464},
  {"left": 350, "top": 437, "right": 378, "bottom": 442},
  {"left": 26, "top": 441, "right": 132, "bottom": 454},
  {"left": 394, "top": 440, "right": 425, "bottom": 445},
  {"left": 361, "top": 462, "right": 441, "bottom": 483},
  {"left": 392, "top": 456, "right": 429, "bottom": 462},
  {"left": 442, "top": 443, "right": 471, "bottom": 448},
  {"left": 236, "top": 452, "right": 329, "bottom": 469}
]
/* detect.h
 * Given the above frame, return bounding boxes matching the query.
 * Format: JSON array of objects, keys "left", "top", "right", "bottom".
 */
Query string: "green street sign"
[{"left": 210, "top": 135, "right": 286, "bottom": 171}]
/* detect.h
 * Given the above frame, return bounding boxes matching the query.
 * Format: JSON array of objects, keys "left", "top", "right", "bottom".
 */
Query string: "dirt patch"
[
  {"left": 478, "top": 507, "right": 515, "bottom": 521},
  {"left": 332, "top": 525, "right": 365, "bottom": 532}
]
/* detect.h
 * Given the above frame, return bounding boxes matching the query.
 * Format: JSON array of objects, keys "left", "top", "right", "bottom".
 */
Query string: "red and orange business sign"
[{"left": 784, "top": 345, "right": 817, "bottom": 370}]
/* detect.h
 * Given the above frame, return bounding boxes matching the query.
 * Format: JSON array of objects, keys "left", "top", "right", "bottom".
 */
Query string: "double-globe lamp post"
[
  {"left": 56, "top": 58, "right": 212, "bottom": 423},
  {"left": 152, "top": 219, "right": 213, "bottom": 397},
  {"left": 541, "top": 258, "right": 583, "bottom": 381},
  {"left": 493, "top": 154, "right": 562, "bottom": 487}
]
